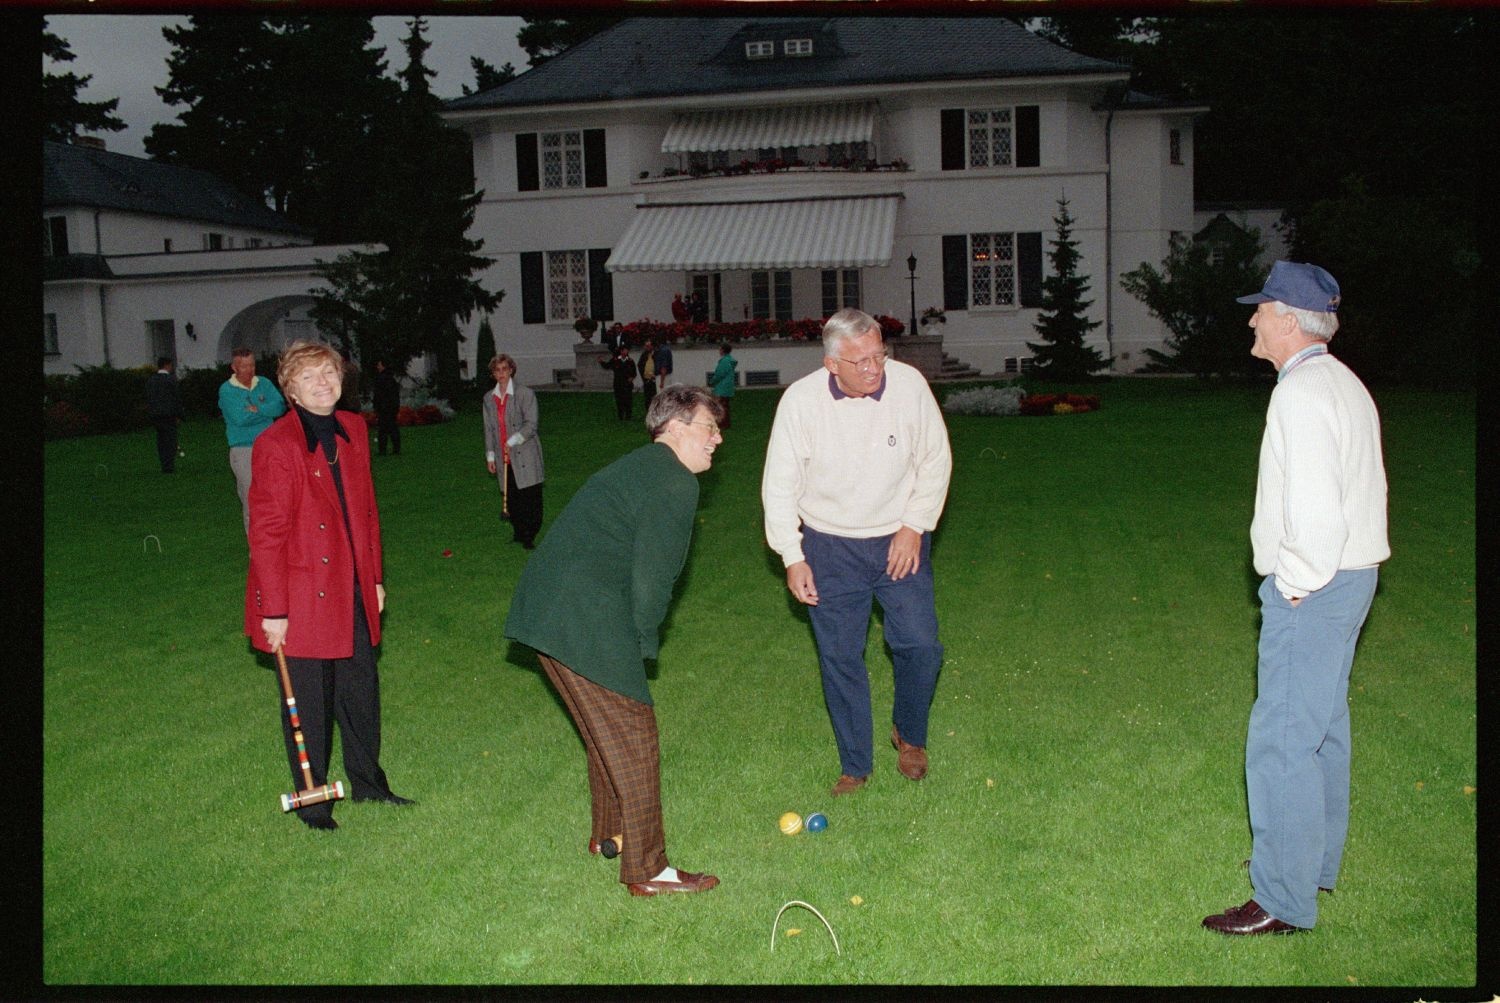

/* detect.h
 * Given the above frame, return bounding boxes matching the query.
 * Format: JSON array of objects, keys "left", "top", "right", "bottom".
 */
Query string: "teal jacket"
[
  {"left": 711, "top": 354, "right": 737, "bottom": 398},
  {"left": 503, "top": 442, "right": 699, "bottom": 704},
  {"left": 219, "top": 376, "right": 287, "bottom": 448}
]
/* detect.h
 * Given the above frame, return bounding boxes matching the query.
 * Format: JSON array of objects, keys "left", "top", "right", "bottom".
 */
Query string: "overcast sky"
[{"left": 45, "top": 14, "right": 532, "bottom": 159}]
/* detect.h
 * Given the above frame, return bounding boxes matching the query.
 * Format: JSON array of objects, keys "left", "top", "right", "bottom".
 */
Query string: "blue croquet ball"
[{"left": 805, "top": 812, "right": 828, "bottom": 833}]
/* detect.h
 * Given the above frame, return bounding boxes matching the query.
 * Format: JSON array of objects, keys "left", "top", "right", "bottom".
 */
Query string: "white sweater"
[
  {"left": 1251, "top": 353, "right": 1390, "bottom": 597},
  {"left": 762, "top": 360, "right": 952, "bottom": 567}
]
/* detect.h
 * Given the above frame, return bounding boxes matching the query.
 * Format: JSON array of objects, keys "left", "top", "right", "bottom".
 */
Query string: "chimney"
[{"left": 74, "top": 136, "right": 107, "bottom": 151}]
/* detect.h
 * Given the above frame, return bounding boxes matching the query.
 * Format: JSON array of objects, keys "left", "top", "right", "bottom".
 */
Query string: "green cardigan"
[{"left": 503, "top": 442, "right": 699, "bottom": 704}]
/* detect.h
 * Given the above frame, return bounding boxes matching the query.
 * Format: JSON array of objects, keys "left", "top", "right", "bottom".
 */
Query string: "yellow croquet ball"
[{"left": 778, "top": 811, "right": 804, "bottom": 836}]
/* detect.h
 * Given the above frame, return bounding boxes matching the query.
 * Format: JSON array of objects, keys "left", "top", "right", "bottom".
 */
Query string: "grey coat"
[{"left": 482, "top": 383, "right": 545, "bottom": 489}]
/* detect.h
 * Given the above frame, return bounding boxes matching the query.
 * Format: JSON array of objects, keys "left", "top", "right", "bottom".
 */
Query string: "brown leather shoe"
[
  {"left": 1201, "top": 899, "right": 1301, "bottom": 936},
  {"left": 830, "top": 774, "right": 869, "bottom": 797},
  {"left": 626, "top": 870, "right": 719, "bottom": 897},
  {"left": 891, "top": 726, "right": 928, "bottom": 780}
]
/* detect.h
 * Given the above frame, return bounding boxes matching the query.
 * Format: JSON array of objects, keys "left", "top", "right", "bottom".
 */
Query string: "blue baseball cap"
[{"left": 1236, "top": 260, "right": 1341, "bottom": 313}]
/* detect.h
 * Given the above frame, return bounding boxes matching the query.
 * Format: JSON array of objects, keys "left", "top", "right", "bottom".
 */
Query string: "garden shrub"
[{"left": 942, "top": 385, "right": 1025, "bottom": 417}]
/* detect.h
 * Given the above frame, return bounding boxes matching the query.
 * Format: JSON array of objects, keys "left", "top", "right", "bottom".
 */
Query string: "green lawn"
[{"left": 42, "top": 378, "right": 1475, "bottom": 987}]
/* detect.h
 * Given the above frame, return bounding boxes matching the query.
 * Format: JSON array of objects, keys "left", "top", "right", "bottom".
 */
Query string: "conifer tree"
[
  {"left": 42, "top": 21, "right": 127, "bottom": 141},
  {"left": 1026, "top": 198, "right": 1110, "bottom": 380}
]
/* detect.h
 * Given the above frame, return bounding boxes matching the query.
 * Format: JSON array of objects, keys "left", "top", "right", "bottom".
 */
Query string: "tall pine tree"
[
  {"left": 1026, "top": 198, "right": 1110, "bottom": 380},
  {"left": 42, "top": 20, "right": 127, "bottom": 141},
  {"left": 311, "top": 17, "right": 500, "bottom": 400},
  {"left": 146, "top": 15, "right": 395, "bottom": 241}
]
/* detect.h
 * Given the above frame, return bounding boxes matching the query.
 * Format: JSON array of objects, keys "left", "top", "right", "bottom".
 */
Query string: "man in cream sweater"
[
  {"left": 762, "top": 308, "right": 952, "bottom": 798},
  {"left": 1203, "top": 261, "right": 1389, "bottom": 937}
]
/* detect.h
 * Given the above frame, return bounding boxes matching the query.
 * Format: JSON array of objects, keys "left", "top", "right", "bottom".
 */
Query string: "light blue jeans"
[{"left": 1246, "top": 567, "right": 1378, "bottom": 929}]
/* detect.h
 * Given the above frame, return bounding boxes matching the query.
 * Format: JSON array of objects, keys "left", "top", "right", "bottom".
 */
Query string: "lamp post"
[{"left": 906, "top": 253, "right": 918, "bottom": 338}]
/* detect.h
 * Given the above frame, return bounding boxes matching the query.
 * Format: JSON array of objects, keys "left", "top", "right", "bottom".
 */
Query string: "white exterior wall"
[
  {"left": 44, "top": 205, "right": 308, "bottom": 257},
  {"left": 44, "top": 238, "right": 376, "bottom": 374},
  {"left": 454, "top": 76, "right": 1190, "bottom": 385}
]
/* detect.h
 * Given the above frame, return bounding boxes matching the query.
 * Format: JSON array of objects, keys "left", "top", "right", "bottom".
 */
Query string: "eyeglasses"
[
  {"left": 680, "top": 418, "right": 722, "bottom": 436},
  {"left": 833, "top": 351, "right": 888, "bottom": 373}
]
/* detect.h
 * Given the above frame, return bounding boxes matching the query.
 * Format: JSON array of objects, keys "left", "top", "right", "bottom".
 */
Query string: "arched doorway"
[{"left": 213, "top": 296, "right": 326, "bottom": 362}]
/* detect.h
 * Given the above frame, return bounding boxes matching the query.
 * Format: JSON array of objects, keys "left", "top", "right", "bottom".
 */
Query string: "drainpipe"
[
  {"left": 1103, "top": 93, "right": 1117, "bottom": 367},
  {"left": 98, "top": 284, "right": 110, "bottom": 367},
  {"left": 94, "top": 210, "right": 111, "bottom": 365}
]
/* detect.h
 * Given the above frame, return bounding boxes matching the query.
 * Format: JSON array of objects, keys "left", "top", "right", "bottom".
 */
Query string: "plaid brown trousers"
[{"left": 537, "top": 654, "right": 669, "bottom": 885}]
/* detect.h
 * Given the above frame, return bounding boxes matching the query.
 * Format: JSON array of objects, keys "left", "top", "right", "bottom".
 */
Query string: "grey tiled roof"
[
  {"left": 42, "top": 141, "right": 309, "bottom": 237},
  {"left": 445, "top": 16, "right": 1128, "bottom": 112}
]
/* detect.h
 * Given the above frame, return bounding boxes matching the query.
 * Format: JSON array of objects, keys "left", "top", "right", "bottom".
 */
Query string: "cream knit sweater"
[
  {"left": 1251, "top": 354, "right": 1390, "bottom": 598},
  {"left": 762, "top": 359, "right": 952, "bottom": 567}
]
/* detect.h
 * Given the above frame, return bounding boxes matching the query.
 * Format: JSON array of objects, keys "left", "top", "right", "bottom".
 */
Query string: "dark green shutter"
[
  {"left": 520, "top": 252, "right": 545, "bottom": 323},
  {"left": 940, "top": 109, "right": 965, "bottom": 171},
  {"left": 1016, "top": 106, "right": 1040, "bottom": 168},
  {"left": 942, "top": 234, "right": 968, "bottom": 310},
  {"left": 588, "top": 249, "right": 614, "bottom": 321},
  {"left": 583, "top": 129, "right": 607, "bottom": 188},
  {"left": 1018, "top": 232, "right": 1043, "bottom": 308},
  {"left": 516, "top": 133, "right": 539, "bottom": 192}
]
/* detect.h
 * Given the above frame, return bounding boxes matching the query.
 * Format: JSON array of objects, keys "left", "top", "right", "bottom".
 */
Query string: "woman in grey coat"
[{"left": 483, "top": 354, "right": 545, "bottom": 548}]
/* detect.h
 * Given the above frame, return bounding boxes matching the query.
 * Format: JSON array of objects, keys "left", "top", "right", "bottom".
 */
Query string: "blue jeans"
[
  {"left": 803, "top": 526, "right": 944, "bottom": 778},
  {"left": 1246, "top": 568, "right": 1377, "bottom": 928}
]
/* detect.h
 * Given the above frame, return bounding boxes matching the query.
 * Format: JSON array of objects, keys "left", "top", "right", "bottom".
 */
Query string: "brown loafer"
[
  {"left": 1201, "top": 898, "right": 1301, "bottom": 936},
  {"left": 626, "top": 869, "right": 719, "bottom": 897},
  {"left": 891, "top": 727, "right": 928, "bottom": 780},
  {"left": 830, "top": 774, "right": 869, "bottom": 797}
]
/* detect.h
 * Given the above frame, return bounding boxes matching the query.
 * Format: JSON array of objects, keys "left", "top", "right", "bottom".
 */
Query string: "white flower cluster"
[{"left": 941, "top": 385, "right": 1025, "bottom": 417}]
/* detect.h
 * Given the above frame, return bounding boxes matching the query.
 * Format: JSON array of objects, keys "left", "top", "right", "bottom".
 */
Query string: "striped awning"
[
  {"left": 660, "top": 102, "right": 876, "bottom": 154},
  {"left": 605, "top": 195, "right": 900, "bottom": 273}
]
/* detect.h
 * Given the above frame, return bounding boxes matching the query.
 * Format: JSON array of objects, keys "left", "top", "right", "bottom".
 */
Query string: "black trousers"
[
  {"left": 612, "top": 385, "right": 633, "bottom": 420},
  {"left": 640, "top": 381, "right": 656, "bottom": 415},
  {"left": 376, "top": 412, "right": 401, "bottom": 454},
  {"left": 278, "top": 589, "right": 392, "bottom": 819},
  {"left": 506, "top": 464, "right": 544, "bottom": 546},
  {"left": 152, "top": 417, "right": 178, "bottom": 472}
]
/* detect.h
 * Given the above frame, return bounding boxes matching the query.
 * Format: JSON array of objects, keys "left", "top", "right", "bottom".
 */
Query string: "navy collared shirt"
[{"left": 827, "top": 371, "right": 887, "bottom": 401}]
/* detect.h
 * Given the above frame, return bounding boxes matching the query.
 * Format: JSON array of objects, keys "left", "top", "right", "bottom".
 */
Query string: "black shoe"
[
  {"left": 352, "top": 792, "right": 415, "bottom": 806},
  {"left": 301, "top": 814, "right": 338, "bottom": 830}
]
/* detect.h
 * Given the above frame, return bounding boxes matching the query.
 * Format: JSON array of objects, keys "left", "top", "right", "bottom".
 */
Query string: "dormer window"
[
  {"left": 745, "top": 41, "right": 774, "bottom": 59},
  {"left": 783, "top": 38, "right": 813, "bottom": 57}
]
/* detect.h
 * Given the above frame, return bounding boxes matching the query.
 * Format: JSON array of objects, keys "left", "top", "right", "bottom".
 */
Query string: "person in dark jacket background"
[
  {"left": 145, "top": 357, "right": 184, "bottom": 473},
  {"left": 373, "top": 360, "right": 401, "bottom": 456},
  {"left": 600, "top": 343, "right": 637, "bottom": 421}
]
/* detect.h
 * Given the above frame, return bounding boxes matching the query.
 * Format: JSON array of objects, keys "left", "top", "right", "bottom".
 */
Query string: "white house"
[
  {"left": 443, "top": 16, "right": 1207, "bottom": 385},
  {"left": 42, "top": 138, "right": 375, "bottom": 374}
]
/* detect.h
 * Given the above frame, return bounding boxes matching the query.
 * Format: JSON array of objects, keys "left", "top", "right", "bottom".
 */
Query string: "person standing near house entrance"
[
  {"left": 145, "top": 357, "right": 184, "bottom": 474},
  {"left": 638, "top": 338, "right": 658, "bottom": 413},
  {"left": 219, "top": 348, "right": 287, "bottom": 534},
  {"left": 1201, "top": 261, "right": 1389, "bottom": 936},
  {"left": 761, "top": 308, "right": 952, "bottom": 798},
  {"left": 484, "top": 354, "right": 545, "bottom": 550}
]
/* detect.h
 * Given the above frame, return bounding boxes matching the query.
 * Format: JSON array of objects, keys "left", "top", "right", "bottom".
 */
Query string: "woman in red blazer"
[{"left": 245, "top": 341, "right": 411, "bottom": 830}]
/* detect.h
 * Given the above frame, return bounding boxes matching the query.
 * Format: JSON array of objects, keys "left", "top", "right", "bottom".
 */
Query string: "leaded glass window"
[
  {"left": 546, "top": 249, "right": 589, "bottom": 321},
  {"left": 967, "top": 109, "right": 1013, "bottom": 168},
  {"left": 541, "top": 130, "right": 584, "bottom": 190},
  {"left": 970, "top": 232, "right": 1016, "bottom": 307}
]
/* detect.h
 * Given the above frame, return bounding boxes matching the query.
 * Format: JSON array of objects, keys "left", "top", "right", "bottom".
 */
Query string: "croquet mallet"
[{"left": 274, "top": 645, "right": 345, "bottom": 812}]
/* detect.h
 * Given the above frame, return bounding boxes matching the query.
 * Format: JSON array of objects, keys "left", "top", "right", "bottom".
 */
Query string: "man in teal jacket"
[
  {"left": 219, "top": 348, "right": 287, "bottom": 535},
  {"left": 504, "top": 385, "right": 725, "bottom": 897}
]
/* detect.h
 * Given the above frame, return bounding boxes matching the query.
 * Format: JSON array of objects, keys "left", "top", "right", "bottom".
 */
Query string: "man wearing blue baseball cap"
[{"left": 1202, "top": 261, "right": 1390, "bottom": 936}]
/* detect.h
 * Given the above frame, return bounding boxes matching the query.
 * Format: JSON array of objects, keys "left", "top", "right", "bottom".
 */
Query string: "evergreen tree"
[
  {"left": 1025, "top": 198, "right": 1109, "bottom": 380},
  {"left": 42, "top": 21, "right": 126, "bottom": 141},
  {"left": 516, "top": 16, "right": 621, "bottom": 67},
  {"left": 1119, "top": 226, "right": 1265, "bottom": 379},
  {"left": 311, "top": 17, "right": 501, "bottom": 401},
  {"left": 146, "top": 15, "right": 396, "bottom": 240},
  {"left": 474, "top": 315, "right": 497, "bottom": 378},
  {"left": 462, "top": 56, "right": 515, "bottom": 96}
]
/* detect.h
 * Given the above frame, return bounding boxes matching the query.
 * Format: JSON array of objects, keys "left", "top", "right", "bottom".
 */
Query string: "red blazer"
[{"left": 245, "top": 410, "right": 383, "bottom": 658}]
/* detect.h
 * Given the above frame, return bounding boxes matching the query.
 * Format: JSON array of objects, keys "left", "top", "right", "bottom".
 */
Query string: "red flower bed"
[
  {"left": 1019, "top": 393, "right": 1101, "bottom": 416},
  {"left": 362, "top": 405, "right": 447, "bottom": 427}
]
